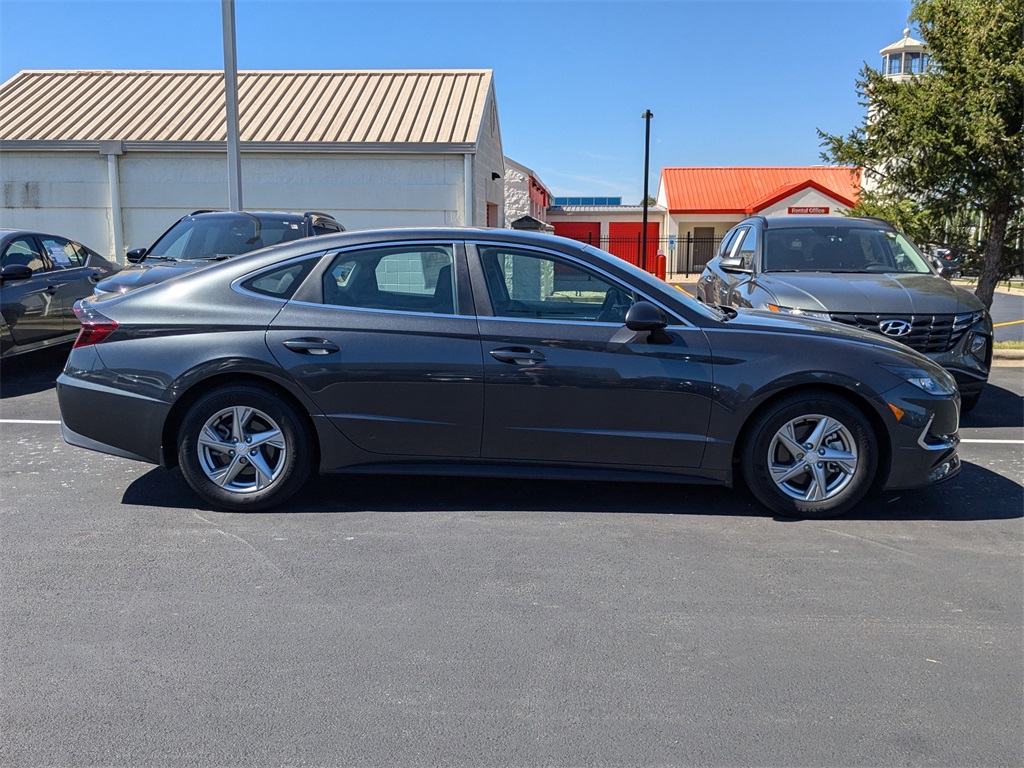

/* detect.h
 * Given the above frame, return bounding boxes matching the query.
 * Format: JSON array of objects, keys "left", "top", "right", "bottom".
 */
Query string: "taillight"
[{"left": 72, "top": 301, "right": 118, "bottom": 348}]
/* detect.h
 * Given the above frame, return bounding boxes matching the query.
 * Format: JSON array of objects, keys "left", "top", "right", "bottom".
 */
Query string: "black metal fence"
[{"left": 561, "top": 233, "right": 723, "bottom": 277}]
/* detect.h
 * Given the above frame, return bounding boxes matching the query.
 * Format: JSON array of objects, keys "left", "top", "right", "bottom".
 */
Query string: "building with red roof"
[{"left": 655, "top": 166, "right": 861, "bottom": 273}]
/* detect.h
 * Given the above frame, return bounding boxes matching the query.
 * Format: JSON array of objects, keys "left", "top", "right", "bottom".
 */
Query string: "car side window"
[
  {"left": 728, "top": 227, "right": 757, "bottom": 268},
  {"left": 478, "top": 246, "right": 637, "bottom": 323},
  {"left": 1, "top": 237, "right": 46, "bottom": 272},
  {"left": 322, "top": 245, "right": 456, "bottom": 315},
  {"left": 40, "top": 236, "right": 83, "bottom": 268},
  {"left": 241, "top": 259, "right": 317, "bottom": 300},
  {"left": 717, "top": 228, "right": 740, "bottom": 258}
]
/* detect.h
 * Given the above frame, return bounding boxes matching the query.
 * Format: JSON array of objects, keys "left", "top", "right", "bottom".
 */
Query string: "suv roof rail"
[{"left": 858, "top": 216, "right": 894, "bottom": 228}]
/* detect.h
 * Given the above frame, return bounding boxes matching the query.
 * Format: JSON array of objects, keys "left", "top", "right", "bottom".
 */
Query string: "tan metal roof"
[{"left": 0, "top": 69, "right": 493, "bottom": 148}]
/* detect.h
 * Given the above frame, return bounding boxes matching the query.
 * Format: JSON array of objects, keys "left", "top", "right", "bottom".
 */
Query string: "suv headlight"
[
  {"left": 879, "top": 364, "right": 957, "bottom": 396},
  {"left": 766, "top": 304, "right": 831, "bottom": 322}
]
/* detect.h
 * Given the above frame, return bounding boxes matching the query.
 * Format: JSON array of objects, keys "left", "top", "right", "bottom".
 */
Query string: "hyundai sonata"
[{"left": 58, "top": 228, "right": 962, "bottom": 518}]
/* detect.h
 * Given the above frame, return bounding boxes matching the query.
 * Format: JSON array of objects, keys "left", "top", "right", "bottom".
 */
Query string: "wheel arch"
[{"left": 160, "top": 372, "right": 320, "bottom": 471}]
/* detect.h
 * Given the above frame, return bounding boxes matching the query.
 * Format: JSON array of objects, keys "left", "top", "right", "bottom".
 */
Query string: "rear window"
[{"left": 240, "top": 259, "right": 316, "bottom": 299}]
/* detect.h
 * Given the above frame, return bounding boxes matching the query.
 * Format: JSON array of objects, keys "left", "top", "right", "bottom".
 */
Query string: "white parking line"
[{"left": 960, "top": 439, "right": 1024, "bottom": 444}]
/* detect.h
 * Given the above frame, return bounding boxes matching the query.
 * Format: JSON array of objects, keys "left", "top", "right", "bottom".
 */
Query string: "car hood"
[
  {"left": 94, "top": 261, "right": 207, "bottom": 294},
  {"left": 756, "top": 272, "right": 985, "bottom": 314},
  {"left": 718, "top": 306, "right": 951, "bottom": 373}
]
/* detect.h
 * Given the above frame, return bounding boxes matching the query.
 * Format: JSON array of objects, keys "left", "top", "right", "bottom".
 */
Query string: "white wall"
[
  {"left": 473, "top": 98, "right": 505, "bottom": 227},
  {"left": 758, "top": 188, "right": 851, "bottom": 217},
  {"left": 503, "top": 164, "right": 531, "bottom": 224},
  {"left": 1, "top": 153, "right": 112, "bottom": 256},
  {"left": 1, "top": 150, "right": 477, "bottom": 261}
]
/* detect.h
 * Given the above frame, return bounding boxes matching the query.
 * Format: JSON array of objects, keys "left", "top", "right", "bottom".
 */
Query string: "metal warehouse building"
[{"left": 0, "top": 69, "right": 506, "bottom": 260}]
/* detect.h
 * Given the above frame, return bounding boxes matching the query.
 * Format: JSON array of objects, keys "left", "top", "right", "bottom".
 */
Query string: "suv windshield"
[
  {"left": 148, "top": 215, "right": 307, "bottom": 260},
  {"left": 764, "top": 226, "right": 932, "bottom": 274}
]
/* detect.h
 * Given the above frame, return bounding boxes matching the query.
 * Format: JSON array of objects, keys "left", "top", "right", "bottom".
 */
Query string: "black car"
[
  {"left": 58, "top": 228, "right": 962, "bottom": 518},
  {"left": 696, "top": 216, "right": 992, "bottom": 411},
  {"left": 93, "top": 210, "right": 344, "bottom": 297},
  {"left": 0, "top": 229, "right": 121, "bottom": 358}
]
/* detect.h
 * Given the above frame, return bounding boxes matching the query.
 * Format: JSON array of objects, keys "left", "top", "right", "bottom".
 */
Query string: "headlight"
[
  {"left": 766, "top": 304, "right": 832, "bottom": 322},
  {"left": 879, "top": 364, "right": 957, "bottom": 396}
]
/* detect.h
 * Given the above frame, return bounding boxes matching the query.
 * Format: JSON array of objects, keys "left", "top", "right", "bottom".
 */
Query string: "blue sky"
[{"left": 0, "top": 0, "right": 916, "bottom": 202}]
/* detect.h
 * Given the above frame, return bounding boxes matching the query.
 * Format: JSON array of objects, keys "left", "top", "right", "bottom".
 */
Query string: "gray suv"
[
  {"left": 94, "top": 210, "right": 344, "bottom": 298},
  {"left": 696, "top": 215, "right": 992, "bottom": 411}
]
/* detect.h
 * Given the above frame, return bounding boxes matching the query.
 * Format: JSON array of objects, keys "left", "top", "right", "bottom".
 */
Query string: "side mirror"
[
  {"left": 126, "top": 247, "right": 147, "bottom": 264},
  {"left": 720, "top": 256, "right": 751, "bottom": 274},
  {"left": 0, "top": 264, "right": 33, "bottom": 281},
  {"left": 625, "top": 301, "right": 668, "bottom": 331}
]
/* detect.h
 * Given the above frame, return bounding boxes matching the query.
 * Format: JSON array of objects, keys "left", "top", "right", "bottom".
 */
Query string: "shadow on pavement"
[
  {"left": 122, "top": 461, "right": 1021, "bottom": 522},
  {"left": 961, "top": 379, "right": 1024, "bottom": 429},
  {"left": 0, "top": 347, "right": 67, "bottom": 399}
]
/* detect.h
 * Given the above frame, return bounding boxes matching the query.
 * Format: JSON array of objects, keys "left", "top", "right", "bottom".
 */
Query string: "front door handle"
[
  {"left": 489, "top": 347, "right": 546, "bottom": 365},
  {"left": 282, "top": 338, "right": 340, "bottom": 355}
]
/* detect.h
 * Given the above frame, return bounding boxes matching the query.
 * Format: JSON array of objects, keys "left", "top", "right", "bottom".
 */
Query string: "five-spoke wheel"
[
  {"left": 178, "top": 385, "right": 313, "bottom": 511},
  {"left": 743, "top": 393, "right": 877, "bottom": 518}
]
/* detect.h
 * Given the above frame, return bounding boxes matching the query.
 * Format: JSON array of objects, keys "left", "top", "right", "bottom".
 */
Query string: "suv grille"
[{"left": 828, "top": 311, "right": 984, "bottom": 354}]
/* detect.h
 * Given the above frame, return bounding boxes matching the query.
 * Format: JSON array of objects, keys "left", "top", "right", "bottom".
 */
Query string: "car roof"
[
  {"left": 186, "top": 210, "right": 333, "bottom": 222},
  {"left": 0, "top": 228, "right": 80, "bottom": 239},
  {"left": 756, "top": 215, "right": 895, "bottom": 230}
]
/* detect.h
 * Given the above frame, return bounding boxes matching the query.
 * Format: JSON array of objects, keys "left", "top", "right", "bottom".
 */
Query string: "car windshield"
[
  {"left": 763, "top": 226, "right": 932, "bottom": 274},
  {"left": 148, "top": 215, "right": 307, "bottom": 260}
]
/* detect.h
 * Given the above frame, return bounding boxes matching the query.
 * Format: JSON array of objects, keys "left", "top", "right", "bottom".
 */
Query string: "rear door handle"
[
  {"left": 282, "top": 338, "right": 340, "bottom": 355},
  {"left": 489, "top": 347, "right": 546, "bottom": 365}
]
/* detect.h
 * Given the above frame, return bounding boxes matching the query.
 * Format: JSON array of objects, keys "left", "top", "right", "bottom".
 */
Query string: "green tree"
[{"left": 819, "top": 0, "right": 1024, "bottom": 307}]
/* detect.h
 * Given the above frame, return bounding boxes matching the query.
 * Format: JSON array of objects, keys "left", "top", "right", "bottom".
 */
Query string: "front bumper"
[{"left": 879, "top": 383, "right": 962, "bottom": 490}]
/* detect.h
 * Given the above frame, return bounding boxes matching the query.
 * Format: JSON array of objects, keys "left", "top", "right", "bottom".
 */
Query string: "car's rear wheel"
[
  {"left": 742, "top": 394, "right": 877, "bottom": 519},
  {"left": 178, "top": 385, "right": 313, "bottom": 512}
]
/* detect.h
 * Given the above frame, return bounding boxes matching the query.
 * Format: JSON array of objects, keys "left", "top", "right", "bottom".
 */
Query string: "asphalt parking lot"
[{"left": 1, "top": 349, "right": 1021, "bottom": 767}]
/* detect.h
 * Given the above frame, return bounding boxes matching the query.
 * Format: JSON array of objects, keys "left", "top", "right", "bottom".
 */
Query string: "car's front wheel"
[
  {"left": 178, "top": 384, "right": 314, "bottom": 511},
  {"left": 742, "top": 394, "right": 877, "bottom": 518}
]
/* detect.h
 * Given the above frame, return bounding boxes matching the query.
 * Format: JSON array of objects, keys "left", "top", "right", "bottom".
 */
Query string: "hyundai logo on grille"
[{"left": 879, "top": 319, "right": 912, "bottom": 337}]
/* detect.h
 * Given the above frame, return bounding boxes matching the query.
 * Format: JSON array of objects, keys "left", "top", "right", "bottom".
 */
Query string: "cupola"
[{"left": 880, "top": 28, "right": 928, "bottom": 81}]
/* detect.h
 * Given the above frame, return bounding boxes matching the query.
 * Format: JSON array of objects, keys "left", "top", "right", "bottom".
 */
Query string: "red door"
[
  {"left": 552, "top": 222, "right": 601, "bottom": 247},
  {"left": 608, "top": 222, "right": 659, "bottom": 272}
]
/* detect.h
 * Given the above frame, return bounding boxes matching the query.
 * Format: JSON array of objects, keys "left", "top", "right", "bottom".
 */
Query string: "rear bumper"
[{"left": 56, "top": 373, "right": 169, "bottom": 465}]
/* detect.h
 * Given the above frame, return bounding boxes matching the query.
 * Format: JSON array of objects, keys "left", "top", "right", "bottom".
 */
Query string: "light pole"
[
  {"left": 641, "top": 109, "right": 654, "bottom": 271},
  {"left": 222, "top": 0, "right": 243, "bottom": 211}
]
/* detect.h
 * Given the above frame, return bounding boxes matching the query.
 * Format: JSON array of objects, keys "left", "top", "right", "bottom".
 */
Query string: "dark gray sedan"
[
  {"left": 696, "top": 215, "right": 992, "bottom": 411},
  {"left": 0, "top": 229, "right": 120, "bottom": 358},
  {"left": 58, "top": 227, "right": 963, "bottom": 518}
]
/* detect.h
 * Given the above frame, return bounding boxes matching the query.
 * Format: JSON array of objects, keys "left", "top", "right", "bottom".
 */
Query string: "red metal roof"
[{"left": 661, "top": 167, "right": 861, "bottom": 214}]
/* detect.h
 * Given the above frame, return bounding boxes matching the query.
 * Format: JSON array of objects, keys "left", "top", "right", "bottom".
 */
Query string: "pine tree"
[{"left": 819, "top": 0, "right": 1023, "bottom": 307}]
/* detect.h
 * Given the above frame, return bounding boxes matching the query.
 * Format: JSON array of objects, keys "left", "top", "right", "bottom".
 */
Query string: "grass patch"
[{"left": 994, "top": 340, "right": 1024, "bottom": 350}]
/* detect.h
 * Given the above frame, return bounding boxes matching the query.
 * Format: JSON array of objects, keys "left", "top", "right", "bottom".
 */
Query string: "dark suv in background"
[
  {"left": 94, "top": 210, "right": 344, "bottom": 297},
  {"left": 696, "top": 215, "right": 992, "bottom": 411}
]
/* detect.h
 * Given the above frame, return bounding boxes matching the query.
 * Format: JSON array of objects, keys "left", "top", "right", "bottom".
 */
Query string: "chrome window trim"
[{"left": 283, "top": 298, "right": 469, "bottom": 320}]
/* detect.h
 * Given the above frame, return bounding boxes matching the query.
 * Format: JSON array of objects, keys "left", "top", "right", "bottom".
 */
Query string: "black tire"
[
  {"left": 741, "top": 394, "right": 877, "bottom": 519},
  {"left": 178, "top": 384, "right": 314, "bottom": 512},
  {"left": 960, "top": 391, "right": 982, "bottom": 414}
]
